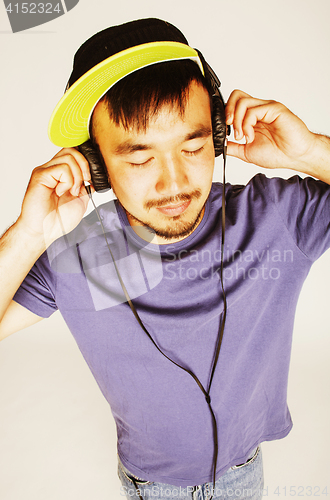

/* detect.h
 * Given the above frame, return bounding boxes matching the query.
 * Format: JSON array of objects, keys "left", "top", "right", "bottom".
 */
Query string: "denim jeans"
[{"left": 118, "top": 447, "right": 264, "bottom": 500}]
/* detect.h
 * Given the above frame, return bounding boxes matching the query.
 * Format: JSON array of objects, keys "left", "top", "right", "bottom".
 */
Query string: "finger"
[
  {"left": 53, "top": 148, "right": 91, "bottom": 184},
  {"left": 45, "top": 153, "right": 86, "bottom": 197},
  {"left": 35, "top": 163, "right": 76, "bottom": 197},
  {"left": 241, "top": 102, "right": 284, "bottom": 144},
  {"left": 232, "top": 97, "right": 271, "bottom": 141},
  {"left": 33, "top": 160, "right": 82, "bottom": 198},
  {"left": 225, "top": 89, "right": 252, "bottom": 125},
  {"left": 226, "top": 140, "right": 249, "bottom": 162}
]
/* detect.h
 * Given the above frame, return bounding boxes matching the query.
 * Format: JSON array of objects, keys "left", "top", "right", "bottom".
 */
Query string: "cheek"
[
  {"left": 195, "top": 150, "right": 215, "bottom": 183},
  {"left": 110, "top": 169, "right": 149, "bottom": 207}
]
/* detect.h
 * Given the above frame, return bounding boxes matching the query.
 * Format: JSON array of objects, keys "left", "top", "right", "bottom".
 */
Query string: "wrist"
[
  {"left": 300, "top": 134, "right": 330, "bottom": 184},
  {"left": 12, "top": 218, "right": 47, "bottom": 256}
]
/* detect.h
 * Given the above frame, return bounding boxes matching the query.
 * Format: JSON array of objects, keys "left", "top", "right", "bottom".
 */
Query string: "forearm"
[{"left": 0, "top": 221, "right": 45, "bottom": 323}]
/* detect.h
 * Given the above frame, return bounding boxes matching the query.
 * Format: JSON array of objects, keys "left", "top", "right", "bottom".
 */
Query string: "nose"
[{"left": 155, "top": 155, "right": 189, "bottom": 195}]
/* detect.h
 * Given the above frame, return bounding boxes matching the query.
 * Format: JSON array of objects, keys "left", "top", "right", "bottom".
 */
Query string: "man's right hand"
[
  {"left": 0, "top": 148, "right": 93, "bottom": 340},
  {"left": 16, "top": 148, "right": 92, "bottom": 250}
]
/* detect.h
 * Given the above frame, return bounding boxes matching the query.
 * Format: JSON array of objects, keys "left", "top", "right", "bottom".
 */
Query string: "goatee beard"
[
  {"left": 125, "top": 190, "right": 205, "bottom": 242},
  {"left": 128, "top": 206, "right": 205, "bottom": 241}
]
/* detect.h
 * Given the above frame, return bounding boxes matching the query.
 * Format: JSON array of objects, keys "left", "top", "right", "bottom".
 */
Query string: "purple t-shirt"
[{"left": 14, "top": 174, "right": 330, "bottom": 486}]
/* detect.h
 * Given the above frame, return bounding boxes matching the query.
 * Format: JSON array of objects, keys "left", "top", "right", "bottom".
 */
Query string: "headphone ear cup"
[
  {"left": 77, "top": 140, "right": 111, "bottom": 192},
  {"left": 212, "top": 95, "right": 227, "bottom": 157}
]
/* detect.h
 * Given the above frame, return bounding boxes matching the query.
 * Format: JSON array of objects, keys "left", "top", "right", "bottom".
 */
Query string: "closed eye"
[
  {"left": 183, "top": 146, "right": 205, "bottom": 156},
  {"left": 129, "top": 158, "right": 153, "bottom": 167}
]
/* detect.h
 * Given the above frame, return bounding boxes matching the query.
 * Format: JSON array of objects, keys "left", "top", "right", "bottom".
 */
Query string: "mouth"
[{"left": 156, "top": 200, "right": 191, "bottom": 217}]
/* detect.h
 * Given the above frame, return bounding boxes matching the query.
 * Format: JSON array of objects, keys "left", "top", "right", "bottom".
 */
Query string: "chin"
[{"left": 131, "top": 206, "right": 205, "bottom": 242}]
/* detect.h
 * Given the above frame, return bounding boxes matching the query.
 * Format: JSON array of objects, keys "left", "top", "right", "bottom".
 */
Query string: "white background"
[{"left": 0, "top": 1, "right": 330, "bottom": 499}]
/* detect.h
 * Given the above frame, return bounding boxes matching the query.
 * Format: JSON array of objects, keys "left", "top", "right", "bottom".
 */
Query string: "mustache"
[{"left": 144, "top": 190, "right": 202, "bottom": 211}]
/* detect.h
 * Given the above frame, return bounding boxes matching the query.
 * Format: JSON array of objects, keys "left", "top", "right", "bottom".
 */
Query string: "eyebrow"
[
  {"left": 114, "top": 125, "right": 212, "bottom": 156},
  {"left": 115, "top": 142, "right": 152, "bottom": 155},
  {"left": 184, "top": 125, "right": 212, "bottom": 142}
]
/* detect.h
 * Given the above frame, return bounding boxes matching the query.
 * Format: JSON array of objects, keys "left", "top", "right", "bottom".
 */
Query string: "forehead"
[{"left": 91, "top": 81, "right": 212, "bottom": 142}]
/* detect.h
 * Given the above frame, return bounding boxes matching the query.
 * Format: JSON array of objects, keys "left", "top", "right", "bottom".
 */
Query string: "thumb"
[{"left": 226, "top": 141, "right": 248, "bottom": 162}]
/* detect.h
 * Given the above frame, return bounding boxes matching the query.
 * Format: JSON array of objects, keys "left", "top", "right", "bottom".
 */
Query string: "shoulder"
[{"left": 211, "top": 173, "right": 330, "bottom": 203}]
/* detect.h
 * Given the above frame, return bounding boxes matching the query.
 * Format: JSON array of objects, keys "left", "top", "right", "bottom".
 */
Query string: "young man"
[{"left": 1, "top": 18, "right": 330, "bottom": 500}]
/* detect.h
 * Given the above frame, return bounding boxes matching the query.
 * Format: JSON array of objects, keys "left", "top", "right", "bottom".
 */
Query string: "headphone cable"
[{"left": 84, "top": 142, "right": 227, "bottom": 499}]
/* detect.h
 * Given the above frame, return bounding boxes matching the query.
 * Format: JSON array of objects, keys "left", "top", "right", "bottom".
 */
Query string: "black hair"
[{"left": 90, "top": 59, "right": 213, "bottom": 142}]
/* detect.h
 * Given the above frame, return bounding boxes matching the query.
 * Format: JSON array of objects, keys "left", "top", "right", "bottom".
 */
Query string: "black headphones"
[{"left": 78, "top": 53, "right": 229, "bottom": 193}]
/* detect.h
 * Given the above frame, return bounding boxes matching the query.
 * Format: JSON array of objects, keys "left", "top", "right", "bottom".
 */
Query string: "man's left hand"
[{"left": 225, "top": 89, "right": 330, "bottom": 183}]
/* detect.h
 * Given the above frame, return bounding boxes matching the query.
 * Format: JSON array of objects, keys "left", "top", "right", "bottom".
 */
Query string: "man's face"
[{"left": 93, "top": 81, "right": 215, "bottom": 244}]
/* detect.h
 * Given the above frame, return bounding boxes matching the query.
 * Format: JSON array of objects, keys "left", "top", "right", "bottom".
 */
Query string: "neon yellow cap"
[{"left": 48, "top": 41, "right": 203, "bottom": 148}]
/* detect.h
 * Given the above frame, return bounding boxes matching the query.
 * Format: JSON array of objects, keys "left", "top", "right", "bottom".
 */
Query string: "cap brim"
[{"left": 48, "top": 41, "right": 203, "bottom": 147}]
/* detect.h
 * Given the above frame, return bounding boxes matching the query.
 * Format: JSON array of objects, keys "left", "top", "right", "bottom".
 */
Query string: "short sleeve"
[
  {"left": 13, "top": 251, "right": 58, "bottom": 318},
  {"left": 264, "top": 174, "right": 330, "bottom": 261}
]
